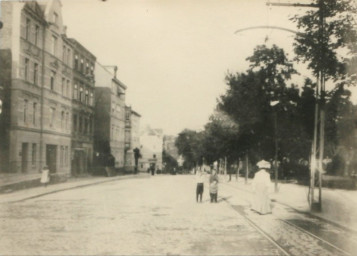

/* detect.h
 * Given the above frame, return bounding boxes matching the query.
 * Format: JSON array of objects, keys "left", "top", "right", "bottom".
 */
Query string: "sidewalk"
[
  {"left": 0, "top": 173, "right": 150, "bottom": 203},
  {"left": 219, "top": 175, "right": 357, "bottom": 233}
]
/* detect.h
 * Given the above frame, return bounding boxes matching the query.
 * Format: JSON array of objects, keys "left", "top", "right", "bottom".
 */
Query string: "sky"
[{"left": 60, "top": 0, "right": 355, "bottom": 136}]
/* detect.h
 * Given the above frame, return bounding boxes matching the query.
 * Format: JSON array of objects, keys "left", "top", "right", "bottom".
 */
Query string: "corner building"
[{"left": 0, "top": 0, "right": 72, "bottom": 176}]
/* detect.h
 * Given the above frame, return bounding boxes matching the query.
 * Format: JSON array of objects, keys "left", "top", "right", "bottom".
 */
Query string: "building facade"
[
  {"left": 139, "top": 126, "right": 163, "bottom": 172},
  {"left": 94, "top": 63, "right": 126, "bottom": 169},
  {"left": 68, "top": 38, "right": 96, "bottom": 176},
  {"left": 0, "top": 0, "right": 72, "bottom": 176},
  {"left": 124, "top": 106, "right": 141, "bottom": 171}
]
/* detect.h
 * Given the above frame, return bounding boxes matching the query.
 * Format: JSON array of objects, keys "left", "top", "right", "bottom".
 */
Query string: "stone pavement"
[
  {"left": 0, "top": 175, "right": 286, "bottom": 255},
  {"left": 219, "top": 175, "right": 357, "bottom": 233}
]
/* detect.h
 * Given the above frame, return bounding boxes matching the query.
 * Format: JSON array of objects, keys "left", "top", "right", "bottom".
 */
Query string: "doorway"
[
  {"left": 46, "top": 144, "right": 57, "bottom": 173},
  {"left": 21, "top": 143, "right": 28, "bottom": 173}
]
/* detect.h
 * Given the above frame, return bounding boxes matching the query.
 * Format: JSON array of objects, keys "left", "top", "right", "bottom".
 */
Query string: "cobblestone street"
[{"left": 0, "top": 175, "right": 356, "bottom": 255}]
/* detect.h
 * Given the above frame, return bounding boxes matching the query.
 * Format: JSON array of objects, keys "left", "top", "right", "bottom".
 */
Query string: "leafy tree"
[
  {"left": 291, "top": 0, "right": 357, "bottom": 84},
  {"left": 201, "top": 110, "right": 239, "bottom": 165},
  {"left": 175, "top": 129, "right": 203, "bottom": 169},
  {"left": 219, "top": 45, "right": 298, "bottom": 162}
]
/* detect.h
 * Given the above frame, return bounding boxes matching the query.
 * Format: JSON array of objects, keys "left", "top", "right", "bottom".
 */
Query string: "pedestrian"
[
  {"left": 195, "top": 168, "right": 205, "bottom": 202},
  {"left": 40, "top": 166, "right": 50, "bottom": 187},
  {"left": 209, "top": 169, "right": 219, "bottom": 203},
  {"left": 251, "top": 160, "right": 272, "bottom": 214}
]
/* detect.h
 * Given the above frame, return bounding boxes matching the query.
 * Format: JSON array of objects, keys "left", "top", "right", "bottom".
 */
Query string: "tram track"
[{"left": 221, "top": 182, "right": 353, "bottom": 256}]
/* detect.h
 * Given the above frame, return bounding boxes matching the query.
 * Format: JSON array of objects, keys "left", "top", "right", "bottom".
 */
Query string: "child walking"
[{"left": 209, "top": 169, "right": 219, "bottom": 203}]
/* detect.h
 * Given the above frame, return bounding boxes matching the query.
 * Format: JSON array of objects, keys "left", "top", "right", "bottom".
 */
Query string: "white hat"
[{"left": 257, "top": 160, "right": 271, "bottom": 169}]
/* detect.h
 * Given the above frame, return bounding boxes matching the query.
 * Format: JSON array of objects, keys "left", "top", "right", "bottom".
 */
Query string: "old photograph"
[{"left": 0, "top": 0, "right": 357, "bottom": 255}]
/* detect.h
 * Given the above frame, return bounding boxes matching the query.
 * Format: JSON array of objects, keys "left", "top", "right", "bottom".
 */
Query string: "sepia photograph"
[{"left": 0, "top": 0, "right": 357, "bottom": 255}]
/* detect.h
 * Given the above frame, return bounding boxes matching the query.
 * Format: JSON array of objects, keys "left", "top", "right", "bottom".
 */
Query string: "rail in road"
[{"left": 221, "top": 182, "right": 356, "bottom": 256}]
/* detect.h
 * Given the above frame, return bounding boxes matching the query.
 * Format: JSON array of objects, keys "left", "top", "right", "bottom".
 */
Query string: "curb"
[{"left": 3, "top": 173, "right": 150, "bottom": 203}]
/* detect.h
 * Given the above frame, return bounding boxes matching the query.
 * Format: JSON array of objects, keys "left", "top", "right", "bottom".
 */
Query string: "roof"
[{"left": 68, "top": 38, "right": 96, "bottom": 60}]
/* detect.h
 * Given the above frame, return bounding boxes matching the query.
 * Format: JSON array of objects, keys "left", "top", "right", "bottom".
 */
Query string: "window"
[
  {"left": 67, "top": 49, "right": 71, "bottom": 65},
  {"left": 85, "top": 90, "right": 89, "bottom": 105},
  {"left": 79, "top": 117, "right": 83, "bottom": 133},
  {"left": 24, "top": 99, "right": 28, "bottom": 123},
  {"left": 61, "top": 111, "right": 65, "bottom": 129},
  {"left": 33, "top": 63, "right": 38, "bottom": 85},
  {"left": 86, "top": 63, "right": 89, "bottom": 74},
  {"left": 66, "top": 112, "right": 69, "bottom": 130},
  {"left": 89, "top": 117, "right": 92, "bottom": 134},
  {"left": 73, "top": 83, "right": 78, "bottom": 99},
  {"left": 90, "top": 92, "right": 94, "bottom": 106},
  {"left": 24, "top": 58, "right": 29, "bottom": 81},
  {"left": 61, "top": 78, "right": 65, "bottom": 95},
  {"left": 65, "top": 146, "right": 69, "bottom": 166},
  {"left": 51, "top": 35, "right": 57, "bottom": 55},
  {"left": 80, "top": 59, "right": 84, "bottom": 73},
  {"left": 91, "top": 65, "right": 94, "bottom": 75},
  {"left": 50, "top": 71, "right": 55, "bottom": 90},
  {"left": 32, "top": 143, "right": 37, "bottom": 165},
  {"left": 50, "top": 107, "right": 55, "bottom": 127},
  {"left": 66, "top": 80, "right": 70, "bottom": 98},
  {"left": 73, "top": 114, "right": 77, "bottom": 132},
  {"left": 33, "top": 103, "right": 37, "bottom": 125},
  {"left": 74, "top": 55, "right": 78, "bottom": 69},
  {"left": 79, "top": 87, "right": 83, "bottom": 102},
  {"left": 25, "top": 18, "right": 30, "bottom": 40},
  {"left": 34, "top": 25, "right": 40, "bottom": 46},
  {"left": 85, "top": 118, "right": 89, "bottom": 134},
  {"left": 63, "top": 45, "right": 66, "bottom": 62},
  {"left": 60, "top": 146, "right": 64, "bottom": 167}
]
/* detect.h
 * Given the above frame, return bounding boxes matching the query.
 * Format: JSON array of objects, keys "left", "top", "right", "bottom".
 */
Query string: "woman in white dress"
[{"left": 251, "top": 160, "right": 272, "bottom": 214}]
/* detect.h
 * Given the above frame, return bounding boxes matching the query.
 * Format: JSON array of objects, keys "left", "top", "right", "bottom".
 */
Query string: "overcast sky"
[{"left": 61, "top": 0, "right": 355, "bottom": 136}]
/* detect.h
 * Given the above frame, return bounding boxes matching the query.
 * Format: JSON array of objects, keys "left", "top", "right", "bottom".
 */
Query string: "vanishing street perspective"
[{"left": 0, "top": 0, "right": 357, "bottom": 255}]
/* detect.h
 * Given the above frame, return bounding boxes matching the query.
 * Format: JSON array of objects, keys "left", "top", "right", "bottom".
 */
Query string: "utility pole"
[{"left": 267, "top": 0, "right": 324, "bottom": 211}]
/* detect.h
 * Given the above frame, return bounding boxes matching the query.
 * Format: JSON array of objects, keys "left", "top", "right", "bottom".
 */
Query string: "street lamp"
[{"left": 270, "top": 100, "right": 279, "bottom": 193}]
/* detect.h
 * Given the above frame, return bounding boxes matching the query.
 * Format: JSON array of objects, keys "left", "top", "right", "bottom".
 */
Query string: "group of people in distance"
[{"left": 195, "top": 159, "right": 272, "bottom": 215}]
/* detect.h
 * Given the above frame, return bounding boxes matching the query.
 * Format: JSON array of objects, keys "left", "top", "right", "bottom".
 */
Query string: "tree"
[
  {"left": 219, "top": 45, "right": 298, "bottom": 162},
  {"left": 201, "top": 110, "right": 239, "bottom": 165},
  {"left": 291, "top": 0, "right": 357, "bottom": 84},
  {"left": 175, "top": 129, "right": 203, "bottom": 169}
]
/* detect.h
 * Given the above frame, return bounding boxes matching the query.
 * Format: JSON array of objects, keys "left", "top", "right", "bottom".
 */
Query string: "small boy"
[{"left": 209, "top": 169, "right": 219, "bottom": 203}]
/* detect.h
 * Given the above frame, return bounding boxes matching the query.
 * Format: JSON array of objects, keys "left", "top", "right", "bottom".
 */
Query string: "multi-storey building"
[
  {"left": 124, "top": 106, "right": 141, "bottom": 171},
  {"left": 0, "top": 0, "right": 72, "bottom": 176},
  {"left": 67, "top": 38, "right": 96, "bottom": 176},
  {"left": 94, "top": 63, "right": 126, "bottom": 169}
]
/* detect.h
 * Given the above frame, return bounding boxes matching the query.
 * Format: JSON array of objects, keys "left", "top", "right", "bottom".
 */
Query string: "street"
[{"left": 1, "top": 175, "right": 357, "bottom": 255}]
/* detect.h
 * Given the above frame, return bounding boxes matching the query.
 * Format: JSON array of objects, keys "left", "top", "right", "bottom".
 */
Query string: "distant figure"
[
  {"left": 195, "top": 169, "right": 205, "bottom": 202},
  {"left": 41, "top": 166, "right": 50, "bottom": 187},
  {"left": 251, "top": 160, "right": 272, "bottom": 214},
  {"left": 209, "top": 169, "right": 219, "bottom": 203}
]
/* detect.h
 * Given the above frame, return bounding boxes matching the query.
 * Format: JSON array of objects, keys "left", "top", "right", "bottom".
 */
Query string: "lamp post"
[{"left": 270, "top": 100, "right": 279, "bottom": 193}]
